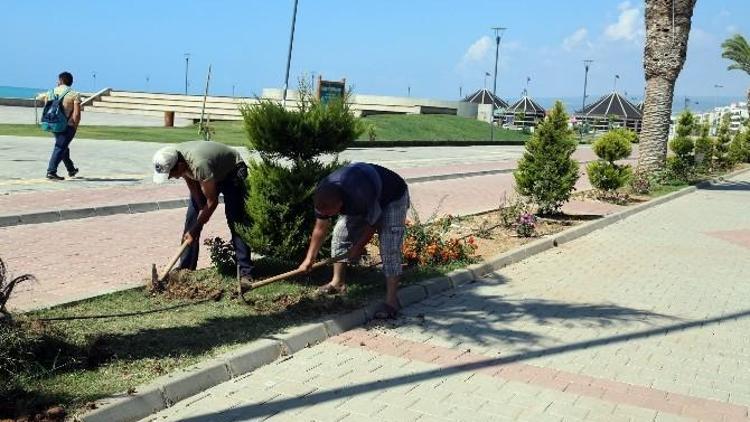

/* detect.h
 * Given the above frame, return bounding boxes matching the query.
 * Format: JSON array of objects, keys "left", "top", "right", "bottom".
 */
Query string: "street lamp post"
[
  {"left": 713, "top": 84, "right": 723, "bottom": 111},
  {"left": 490, "top": 27, "right": 506, "bottom": 142},
  {"left": 580, "top": 59, "right": 593, "bottom": 139},
  {"left": 184, "top": 53, "right": 191, "bottom": 95},
  {"left": 282, "top": 0, "right": 300, "bottom": 107}
]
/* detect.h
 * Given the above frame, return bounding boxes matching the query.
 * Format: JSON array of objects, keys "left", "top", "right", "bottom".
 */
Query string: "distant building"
[
  {"left": 574, "top": 92, "right": 643, "bottom": 133},
  {"left": 463, "top": 89, "right": 508, "bottom": 123},
  {"left": 692, "top": 102, "right": 748, "bottom": 135},
  {"left": 503, "top": 95, "right": 546, "bottom": 129}
]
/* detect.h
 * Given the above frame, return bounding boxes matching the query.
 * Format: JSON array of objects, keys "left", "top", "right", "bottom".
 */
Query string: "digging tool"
[
  {"left": 151, "top": 239, "right": 191, "bottom": 291},
  {"left": 238, "top": 253, "right": 348, "bottom": 303}
]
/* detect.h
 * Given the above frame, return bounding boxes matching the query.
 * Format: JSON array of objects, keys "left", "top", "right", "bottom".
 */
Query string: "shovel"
[
  {"left": 151, "top": 239, "right": 191, "bottom": 291},
  {"left": 238, "top": 253, "right": 348, "bottom": 303}
]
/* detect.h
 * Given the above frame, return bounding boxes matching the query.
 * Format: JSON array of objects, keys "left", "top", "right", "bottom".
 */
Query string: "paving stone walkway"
[{"left": 144, "top": 172, "right": 750, "bottom": 422}]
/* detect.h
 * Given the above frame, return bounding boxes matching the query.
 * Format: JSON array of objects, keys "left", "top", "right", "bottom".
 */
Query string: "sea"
[{"left": 0, "top": 85, "right": 45, "bottom": 99}]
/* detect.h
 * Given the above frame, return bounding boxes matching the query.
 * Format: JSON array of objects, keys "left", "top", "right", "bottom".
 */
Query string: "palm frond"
[{"left": 721, "top": 34, "right": 750, "bottom": 74}]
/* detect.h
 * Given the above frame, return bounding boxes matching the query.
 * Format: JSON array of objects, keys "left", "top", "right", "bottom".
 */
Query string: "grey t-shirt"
[{"left": 175, "top": 141, "right": 243, "bottom": 182}]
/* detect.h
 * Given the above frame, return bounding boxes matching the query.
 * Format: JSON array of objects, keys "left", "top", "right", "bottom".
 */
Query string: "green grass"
[
  {"left": 3, "top": 258, "right": 461, "bottom": 418},
  {"left": 364, "top": 114, "right": 528, "bottom": 142},
  {"left": 0, "top": 114, "right": 528, "bottom": 146},
  {"left": 0, "top": 121, "right": 249, "bottom": 146}
]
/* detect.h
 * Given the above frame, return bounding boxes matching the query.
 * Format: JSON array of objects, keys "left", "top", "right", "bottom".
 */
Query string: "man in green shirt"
[
  {"left": 37, "top": 71, "right": 82, "bottom": 180},
  {"left": 152, "top": 141, "right": 253, "bottom": 282}
]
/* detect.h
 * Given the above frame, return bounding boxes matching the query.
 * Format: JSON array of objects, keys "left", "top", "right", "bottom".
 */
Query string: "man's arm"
[
  {"left": 299, "top": 218, "right": 331, "bottom": 271},
  {"left": 349, "top": 225, "right": 376, "bottom": 259},
  {"left": 70, "top": 100, "right": 81, "bottom": 127},
  {"left": 183, "top": 179, "right": 219, "bottom": 242}
]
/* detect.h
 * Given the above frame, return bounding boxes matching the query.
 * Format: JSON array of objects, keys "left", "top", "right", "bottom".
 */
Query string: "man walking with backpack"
[{"left": 38, "top": 71, "right": 82, "bottom": 180}]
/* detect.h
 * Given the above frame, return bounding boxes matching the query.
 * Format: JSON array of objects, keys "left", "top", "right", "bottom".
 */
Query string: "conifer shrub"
[
  {"left": 694, "top": 123, "right": 714, "bottom": 173},
  {"left": 714, "top": 113, "right": 733, "bottom": 169},
  {"left": 239, "top": 82, "right": 364, "bottom": 261},
  {"left": 514, "top": 101, "right": 579, "bottom": 215},
  {"left": 587, "top": 129, "right": 633, "bottom": 193},
  {"left": 666, "top": 110, "right": 696, "bottom": 182}
]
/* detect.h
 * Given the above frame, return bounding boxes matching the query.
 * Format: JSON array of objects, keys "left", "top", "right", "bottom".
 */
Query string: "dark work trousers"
[
  {"left": 47, "top": 125, "right": 77, "bottom": 174},
  {"left": 179, "top": 164, "right": 253, "bottom": 277}
]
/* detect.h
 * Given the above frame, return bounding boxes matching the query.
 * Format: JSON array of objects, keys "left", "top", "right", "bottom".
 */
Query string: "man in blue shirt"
[{"left": 299, "top": 163, "right": 409, "bottom": 319}]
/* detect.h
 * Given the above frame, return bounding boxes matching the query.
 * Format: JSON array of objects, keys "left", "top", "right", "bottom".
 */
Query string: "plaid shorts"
[{"left": 331, "top": 190, "right": 410, "bottom": 278}]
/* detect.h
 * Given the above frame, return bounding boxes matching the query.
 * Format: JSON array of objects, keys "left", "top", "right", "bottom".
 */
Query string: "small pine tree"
[
  {"left": 240, "top": 80, "right": 363, "bottom": 260},
  {"left": 666, "top": 110, "right": 696, "bottom": 182},
  {"left": 514, "top": 101, "right": 579, "bottom": 215},
  {"left": 714, "top": 113, "right": 733, "bottom": 169},
  {"left": 729, "top": 130, "right": 749, "bottom": 164},
  {"left": 694, "top": 123, "right": 714, "bottom": 173},
  {"left": 587, "top": 129, "right": 633, "bottom": 193}
]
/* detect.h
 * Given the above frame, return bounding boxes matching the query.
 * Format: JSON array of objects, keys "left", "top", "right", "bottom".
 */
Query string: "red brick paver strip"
[{"left": 331, "top": 329, "right": 749, "bottom": 422}]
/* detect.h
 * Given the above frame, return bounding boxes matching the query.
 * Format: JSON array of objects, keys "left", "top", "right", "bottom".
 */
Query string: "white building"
[{"left": 693, "top": 102, "right": 748, "bottom": 135}]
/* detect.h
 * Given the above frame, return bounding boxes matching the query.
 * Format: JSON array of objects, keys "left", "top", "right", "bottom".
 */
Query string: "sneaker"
[
  {"left": 46, "top": 172, "right": 64, "bottom": 181},
  {"left": 68, "top": 168, "right": 79, "bottom": 177}
]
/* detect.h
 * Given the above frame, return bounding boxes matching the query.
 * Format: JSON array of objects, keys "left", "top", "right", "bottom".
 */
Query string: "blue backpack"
[{"left": 40, "top": 88, "right": 70, "bottom": 133}]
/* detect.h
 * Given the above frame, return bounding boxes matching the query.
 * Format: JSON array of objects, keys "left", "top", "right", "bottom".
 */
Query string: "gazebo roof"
[
  {"left": 463, "top": 89, "right": 508, "bottom": 108},
  {"left": 577, "top": 92, "right": 643, "bottom": 120},
  {"left": 505, "top": 95, "right": 546, "bottom": 116}
]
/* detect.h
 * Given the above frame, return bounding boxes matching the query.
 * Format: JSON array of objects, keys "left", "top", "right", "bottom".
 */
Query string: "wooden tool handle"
[
  {"left": 158, "top": 240, "right": 191, "bottom": 281},
  {"left": 249, "top": 253, "right": 348, "bottom": 290}
]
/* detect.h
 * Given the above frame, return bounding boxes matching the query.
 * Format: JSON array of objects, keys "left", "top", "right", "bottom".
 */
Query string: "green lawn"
[
  {"left": 364, "top": 114, "right": 528, "bottom": 142},
  {"left": 0, "top": 114, "right": 528, "bottom": 145},
  {"left": 4, "top": 259, "right": 462, "bottom": 418}
]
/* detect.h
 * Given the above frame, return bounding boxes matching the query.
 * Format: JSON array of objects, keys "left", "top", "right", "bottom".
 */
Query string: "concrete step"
[
  {"left": 91, "top": 101, "right": 244, "bottom": 117},
  {"left": 99, "top": 95, "right": 253, "bottom": 111},
  {"left": 86, "top": 105, "right": 243, "bottom": 121}
]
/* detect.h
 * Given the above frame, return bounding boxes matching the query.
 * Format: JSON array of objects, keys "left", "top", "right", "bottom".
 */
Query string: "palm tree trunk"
[
  {"left": 639, "top": 76, "right": 676, "bottom": 171},
  {"left": 638, "top": 0, "right": 697, "bottom": 175}
]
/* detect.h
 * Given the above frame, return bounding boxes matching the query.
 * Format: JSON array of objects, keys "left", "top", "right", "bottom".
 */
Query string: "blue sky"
[{"left": 2, "top": 0, "right": 748, "bottom": 102}]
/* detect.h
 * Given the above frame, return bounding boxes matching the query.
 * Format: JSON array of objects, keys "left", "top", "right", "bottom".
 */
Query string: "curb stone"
[
  {"left": 78, "top": 167, "right": 750, "bottom": 422},
  {"left": 267, "top": 322, "right": 329, "bottom": 355},
  {"left": 225, "top": 339, "right": 282, "bottom": 377},
  {"left": 397, "top": 284, "right": 428, "bottom": 307},
  {"left": 159, "top": 358, "right": 231, "bottom": 406}
]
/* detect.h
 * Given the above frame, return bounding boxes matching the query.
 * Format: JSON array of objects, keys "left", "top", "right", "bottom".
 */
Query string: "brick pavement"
[
  {"left": 143, "top": 172, "right": 750, "bottom": 421},
  {"left": 0, "top": 146, "right": 618, "bottom": 217}
]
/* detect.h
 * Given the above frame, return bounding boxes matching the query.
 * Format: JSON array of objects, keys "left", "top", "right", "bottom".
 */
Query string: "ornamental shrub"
[
  {"left": 513, "top": 101, "right": 579, "bottom": 215},
  {"left": 239, "top": 80, "right": 364, "bottom": 261},
  {"left": 587, "top": 128, "right": 633, "bottom": 194},
  {"left": 694, "top": 123, "right": 713, "bottom": 172},
  {"left": 714, "top": 113, "right": 733, "bottom": 169},
  {"left": 401, "top": 213, "right": 477, "bottom": 267},
  {"left": 729, "top": 125, "right": 749, "bottom": 165},
  {"left": 666, "top": 110, "right": 696, "bottom": 182}
]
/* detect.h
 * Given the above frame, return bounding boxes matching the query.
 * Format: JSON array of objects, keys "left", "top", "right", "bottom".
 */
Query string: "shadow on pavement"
[
  {"left": 699, "top": 181, "right": 750, "bottom": 192},
  {"left": 180, "top": 303, "right": 750, "bottom": 421}
]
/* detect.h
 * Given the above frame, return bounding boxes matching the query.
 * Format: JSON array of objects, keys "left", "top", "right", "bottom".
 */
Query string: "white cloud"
[
  {"left": 605, "top": 1, "right": 642, "bottom": 41},
  {"left": 562, "top": 28, "right": 588, "bottom": 51},
  {"left": 727, "top": 25, "right": 739, "bottom": 34},
  {"left": 462, "top": 36, "right": 493, "bottom": 63}
]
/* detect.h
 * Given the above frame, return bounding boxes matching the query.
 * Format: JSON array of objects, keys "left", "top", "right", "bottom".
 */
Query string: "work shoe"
[
  {"left": 46, "top": 172, "right": 64, "bottom": 181},
  {"left": 68, "top": 168, "right": 79, "bottom": 177}
]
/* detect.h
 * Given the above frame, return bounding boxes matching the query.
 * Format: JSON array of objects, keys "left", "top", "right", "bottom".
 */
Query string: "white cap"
[{"left": 152, "top": 146, "right": 179, "bottom": 184}]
